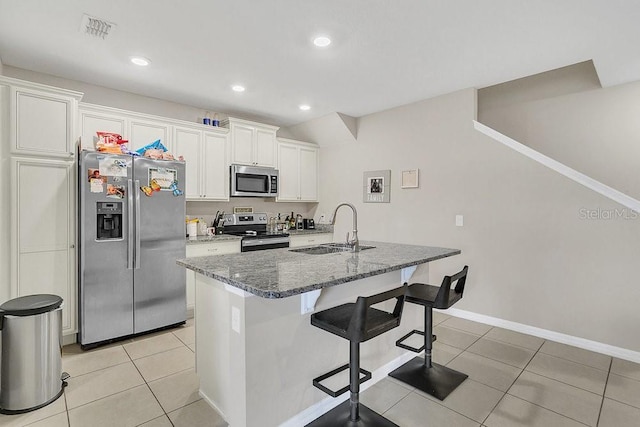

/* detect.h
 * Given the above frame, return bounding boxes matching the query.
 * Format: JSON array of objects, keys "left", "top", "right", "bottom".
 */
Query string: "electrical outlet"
[
  {"left": 455, "top": 215, "right": 464, "bottom": 227},
  {"left": 319, "top": 213, "right": 326, "bottom": 223}
]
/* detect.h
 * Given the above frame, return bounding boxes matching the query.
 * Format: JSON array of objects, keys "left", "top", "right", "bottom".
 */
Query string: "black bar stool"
[
  {"left": 388, "top": 266, "right": 469, "bottom": 400},
  {"left": 306, "top": 284, "right": 407, "bottom": 427}
]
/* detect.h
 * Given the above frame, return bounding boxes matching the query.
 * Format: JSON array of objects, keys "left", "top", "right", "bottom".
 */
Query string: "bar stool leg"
[
  {"left": 389, "top": 305, "right": 468, "bottom": 401},
  {"left": 350, "top": 340, "right": 360, "bottom": 422},
  {"left": 424, "top": 307, "right": 432, "bottom": 368},
  {"left": 306, "top": 340, "right": 400, "bottom": 426}
]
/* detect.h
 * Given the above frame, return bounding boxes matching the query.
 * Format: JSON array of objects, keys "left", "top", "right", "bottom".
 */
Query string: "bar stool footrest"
[
  {"left": 395, "top": 329, "right": 437, "bottom": 353},
  {"left": 312, "top": 363, "right": 372, "bottom": 398},
  {"left": 305, "top": 400, "right": 399, "bottom": 427},
  {"left": 388, "top": 356, "right": 467, "bottom": 400}
]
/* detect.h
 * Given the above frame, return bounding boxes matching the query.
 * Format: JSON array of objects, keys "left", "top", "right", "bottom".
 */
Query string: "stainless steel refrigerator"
[{"left": 78, "top": 151, "right": 186, "bottom": 348}]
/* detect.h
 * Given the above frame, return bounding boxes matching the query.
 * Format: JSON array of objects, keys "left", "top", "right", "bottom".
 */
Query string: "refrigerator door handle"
[
  {"left": 127, "top": 179, "right": 134, "bottom": 269},
  {"left": 135, "top": 180, "right": 141, "bottom": 269}
]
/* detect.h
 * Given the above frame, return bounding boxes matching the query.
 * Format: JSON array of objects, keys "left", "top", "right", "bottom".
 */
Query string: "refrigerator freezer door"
[
  {"left": 78, "top": 152, "right": 134, "bottom": 345},
  {"left": 132, "top": 157, "right": 186, "bottom": 333}
]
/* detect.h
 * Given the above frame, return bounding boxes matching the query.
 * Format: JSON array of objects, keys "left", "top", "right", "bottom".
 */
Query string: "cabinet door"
[
  {"left": 13, "top": 88, "right": 75, "bottom": 158},
  {"left": 79, "top": 108, "right": 126, "bottom": 151},
  {"left": 277, "top": 143, "right": 299, "bottom": 201},
  {"left": 11, "top": 158, "right": 75, "bottom": 334},
  {"left": 255, "top": 128, "right": 276, "bottom": 167},
  {"left": 129, "top": 118, "right": 171, "bottom": 153},
  {"left": 202, "top": 132, "right": 228, "bottom": 200},
  {"left": 299, "top": 146, "right": 319, "bottom": 201},
  {"left": 185, "top": 240, "right": 241, "bottom": 310},
  {"left": 230, "top": 123, "right": 254, "bottom": 165},
  {"left": 174, "top": 127, "right": 202, "bottom": 199}
]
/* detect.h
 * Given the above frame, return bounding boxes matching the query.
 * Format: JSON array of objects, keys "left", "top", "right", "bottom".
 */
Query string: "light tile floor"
[{"left": 1, "top": 314, "right": 640, "bottom": 426}]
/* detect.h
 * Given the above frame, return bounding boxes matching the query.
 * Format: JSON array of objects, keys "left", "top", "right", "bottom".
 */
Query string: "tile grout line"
[
  {"left": 481, "top": 336, "right": 544, "bottom": 426},
  {"left": 127, "top": 341, "right": 177, "bottom": 427},
  {"left": 501, "top": 341, "right": 596, "bottom": 427},
  {"left": 595, "top": 357, "right": 613, "bottom": 427}
]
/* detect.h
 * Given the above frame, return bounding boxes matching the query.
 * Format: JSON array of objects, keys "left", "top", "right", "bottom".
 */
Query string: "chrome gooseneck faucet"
[{"left": 330, "top": 203, "right": 359, "bottom": 252}]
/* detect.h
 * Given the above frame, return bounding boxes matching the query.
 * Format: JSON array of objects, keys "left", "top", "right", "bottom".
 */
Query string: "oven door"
[{"left": 241, "top": 236, "right": 290, "bottom": 252}]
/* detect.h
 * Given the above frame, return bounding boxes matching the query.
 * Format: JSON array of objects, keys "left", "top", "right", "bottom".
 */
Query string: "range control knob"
[{"left": 259, "top": 216, "right": 266, "bottom": 221}]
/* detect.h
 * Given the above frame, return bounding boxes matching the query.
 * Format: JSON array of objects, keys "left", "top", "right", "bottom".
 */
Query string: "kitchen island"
[{"left": 177, "top": 242, "right": 460, "bottom": 427}]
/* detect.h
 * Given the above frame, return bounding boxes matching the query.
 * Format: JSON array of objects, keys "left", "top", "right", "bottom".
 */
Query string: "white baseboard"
[
  {"left": 445, "top": 307, "right": 640, "bottom": 363},
  {"left": 199, "top": 390, "right": 227, "bottom": 423},
  {"left": 279, "top": 351, "right": 416, "bottom": 427}
]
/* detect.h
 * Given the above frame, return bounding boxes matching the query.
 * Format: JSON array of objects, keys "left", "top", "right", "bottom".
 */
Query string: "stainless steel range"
[{"left": 220, "top": 213, "right": 289, "bottom": 251}]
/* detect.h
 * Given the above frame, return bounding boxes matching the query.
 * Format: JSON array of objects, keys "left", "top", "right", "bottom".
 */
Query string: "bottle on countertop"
[{"left": 289, "top": 212, "right": 295, "bottom": 229}]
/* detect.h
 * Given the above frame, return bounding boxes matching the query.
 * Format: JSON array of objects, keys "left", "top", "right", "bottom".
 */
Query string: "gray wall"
[
  {"left": 1, "top": 65, "right": 278, "bottom": 127},
  {"left": 479, "top": 61, "right": 640, "bottom": 200},
  {"left": 285, "top": 88, "right": 640, "bottom": 353}
]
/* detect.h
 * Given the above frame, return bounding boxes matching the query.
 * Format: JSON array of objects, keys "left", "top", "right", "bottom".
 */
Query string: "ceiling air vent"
[{"left": 80, "top": 14, "right": 115, "bottom": 39}]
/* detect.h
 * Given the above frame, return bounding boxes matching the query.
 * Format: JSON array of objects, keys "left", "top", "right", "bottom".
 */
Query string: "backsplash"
[{"left": 186, "top": 199, "right": 320, "bottom": 228}]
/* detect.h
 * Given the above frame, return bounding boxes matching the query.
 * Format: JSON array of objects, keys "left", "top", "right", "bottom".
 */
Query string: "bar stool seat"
[
  {"left": 306, "top": 284, "right": 407, "bottom": 427},
  {"left": 389, "top": 266, "right": 469, "bottom": 400}
]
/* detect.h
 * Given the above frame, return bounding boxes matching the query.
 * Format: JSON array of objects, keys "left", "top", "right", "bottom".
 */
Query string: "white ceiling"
[{"left": 1, "top": 0, "right": 639, "bottom": 127}]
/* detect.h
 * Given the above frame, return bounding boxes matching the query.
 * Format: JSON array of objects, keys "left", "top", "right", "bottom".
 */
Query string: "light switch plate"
[{"left": 455, "top": 215, "right": 464, "bottom": 227}]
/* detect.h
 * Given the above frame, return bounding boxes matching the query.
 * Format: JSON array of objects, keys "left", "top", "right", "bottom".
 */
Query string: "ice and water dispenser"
[{"left": 96, "top": 202, "right": 122, "bottom": 240}]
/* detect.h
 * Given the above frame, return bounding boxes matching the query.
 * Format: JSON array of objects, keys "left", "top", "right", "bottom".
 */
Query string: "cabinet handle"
[
  {"left": 70, "top": 244, "right": 75, "bottom": 248},
  {"left": 207, "top": 248, "right": 218, "bottom": 252}
]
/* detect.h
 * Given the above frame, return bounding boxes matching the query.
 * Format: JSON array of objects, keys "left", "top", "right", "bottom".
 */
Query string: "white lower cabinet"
[
  {"left": 185, "top": 240, "right": 241, "bottom": 311},
  {"left": 11, "top": 157, "right": 76, "bottom": 335},
  {"left": 289, "top": 233, "right": 333, "bottom": 248}
]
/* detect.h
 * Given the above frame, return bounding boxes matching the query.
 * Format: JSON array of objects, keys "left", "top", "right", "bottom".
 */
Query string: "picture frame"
[
  {"left": 363, "top": 170, "right": 391, "bottom": 203},
  {"left": 401, "top": 169, "right": 419, "bottom": 188}
]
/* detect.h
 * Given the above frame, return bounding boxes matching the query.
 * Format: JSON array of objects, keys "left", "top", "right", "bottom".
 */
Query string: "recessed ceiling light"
[
  {"left": 232, "top": 85, "right": 245, "bottom": 92},
  {"left": 313, "top": 36, "right": 331, "bottom": 47},
  {"left": 130, "top": 56, "right": 150, "bottom": 66},
  {"left": 299, "top": 105, "right": 311, "bottom": 111}
]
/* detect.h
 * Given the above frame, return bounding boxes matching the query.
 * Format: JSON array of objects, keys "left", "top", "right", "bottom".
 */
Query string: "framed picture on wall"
[
  {"left": 363, "top": 170, "right": 391, "bottom": 203},
  {"left": 401, "top": 169, "right": 419, "bottom": 188}
]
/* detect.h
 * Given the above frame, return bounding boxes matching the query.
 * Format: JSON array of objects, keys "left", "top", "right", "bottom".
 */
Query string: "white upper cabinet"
[
  {"left": 173, "top": 125, "right": 229, "bottom": 201},
  {"left": 277, "top": 138, "right": 319, "bottom": 202},
  {"left": 174, "top": 126, "right": 202, "bottom": 199},
  {"left": 128, "top": 118, "right": 171, "bottom": 153},
  {"left": 79, "top": 106, "right": 126, "bottom": 151},
  {"left": 225, "top": 117, "right": 278, "bottom": 167},
  {"left": 10, "top": 83, "right": 82, "bottom": 158},
  {"left": 202, "top": 131, "right": 228, "bottom": 200}
]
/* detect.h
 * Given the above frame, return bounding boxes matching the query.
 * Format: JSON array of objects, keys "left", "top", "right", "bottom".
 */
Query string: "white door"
[
  {"left": 11, "top": 157, "right": 75, "bottom": 334},
  {"left": 174, "top": 127, "right": 202, "bottom": 199},
  {"left": 202, "top": 132, "right": 228, "bottom": 200}
]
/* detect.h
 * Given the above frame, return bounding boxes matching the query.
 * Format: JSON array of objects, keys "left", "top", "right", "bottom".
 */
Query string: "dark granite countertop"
[{"left": 177, "top": 241, "right": 460, "bottom": 298}]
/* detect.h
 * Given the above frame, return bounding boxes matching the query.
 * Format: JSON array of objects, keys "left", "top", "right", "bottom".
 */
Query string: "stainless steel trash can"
[{"left": 0, "top": 294, "right": 68, "bottom": 414}]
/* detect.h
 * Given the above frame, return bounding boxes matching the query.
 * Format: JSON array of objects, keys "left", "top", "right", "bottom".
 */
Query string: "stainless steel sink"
[{"left": 289, "top": 243, "right": 375, "bottom": 255}]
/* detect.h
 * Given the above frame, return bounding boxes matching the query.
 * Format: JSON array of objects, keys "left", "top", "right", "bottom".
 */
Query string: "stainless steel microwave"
[{"left": 230, "top": 164, "right": 279, "bottom": 198}]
